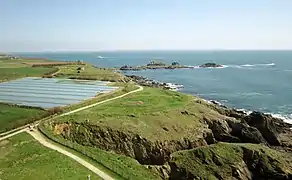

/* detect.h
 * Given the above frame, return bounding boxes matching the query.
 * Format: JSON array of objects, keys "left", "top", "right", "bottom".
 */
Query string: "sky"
[{"left": 1, "top": 0, "right": 292, "bottom": 52}]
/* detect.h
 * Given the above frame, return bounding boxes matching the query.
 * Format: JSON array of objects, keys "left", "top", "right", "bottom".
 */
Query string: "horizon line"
[{"left": 5, "top": 49, "right": 292, "bottom": 54}]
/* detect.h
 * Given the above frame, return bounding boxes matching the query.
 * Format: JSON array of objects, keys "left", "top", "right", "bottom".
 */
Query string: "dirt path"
[
  {"left": 0, "top": 129, "right": 26, "bottom": 141},
  {"left": 26, "top": 129, "right": 114, "bottom": 180}
]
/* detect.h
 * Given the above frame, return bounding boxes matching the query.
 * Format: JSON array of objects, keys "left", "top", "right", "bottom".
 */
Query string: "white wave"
[
  {"left": 268, "top": 113, "right": 292, "bottom": 125},
  {"left": 236, "top": 109, "right": 252, "bottom": 115},
  {"left": 241, "top": 64, "right": 254, "bottom": 67},
  {"left": 217, "top": 65, "right": 228, "bottom": 69},
  {"left": 97, "top": 56, "right": 104, "bottom": 59},
  {"left": 240, "top": 63, "right": 275, "bottom": 67},
  {"left": 187, "top": 65, "right": 200, "bottom": 68},
  {"left": 201, "top": 98, "right": 291, "bottom": 127}
]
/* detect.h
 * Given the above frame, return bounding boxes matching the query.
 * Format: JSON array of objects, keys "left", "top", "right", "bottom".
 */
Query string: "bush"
[{"left": 47, "top": 107, "right": 63, "bottom": 115}]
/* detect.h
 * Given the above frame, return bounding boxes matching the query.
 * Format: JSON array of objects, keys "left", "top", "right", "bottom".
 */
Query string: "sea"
[{"left": 14, "top": 51, "right": 292, "bottom": 124}]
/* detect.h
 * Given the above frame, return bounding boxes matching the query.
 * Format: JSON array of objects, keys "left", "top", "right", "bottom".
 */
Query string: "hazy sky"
[{"left": 1, "top": 0, "right": 292, "bottom": 52}]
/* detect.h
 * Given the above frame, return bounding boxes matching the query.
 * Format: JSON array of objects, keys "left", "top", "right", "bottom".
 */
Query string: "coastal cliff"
[{"left": 40, "top": 87, "right": 292, "bottom": 180}]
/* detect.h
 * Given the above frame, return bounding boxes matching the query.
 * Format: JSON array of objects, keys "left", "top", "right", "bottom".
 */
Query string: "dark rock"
[
  {"left": 145, "top": 165, "right": 171, "bottom": 179},
  {"left": 199, "top": 62, "right": 223, "bottom": 68},
  {"left": 202, "top": 117, "right": 268, "bottom": 145},
  {"left": 226, "top": 119, "right": 268, "bottom": 145},
  {"left": 244, "top": 111, "right": 292, "bottom": 147},
  {"left": 181, "top": 111, "right": 189, "bottom": 115},
  {"left": 168, "top": 143, "right": 292, "bottom": 180},
  {"left": 242, "top": 147, "right": 292, "bottom": 180}
]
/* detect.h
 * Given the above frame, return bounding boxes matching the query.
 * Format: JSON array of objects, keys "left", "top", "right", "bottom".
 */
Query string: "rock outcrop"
[
  {"left": 168, "top": 143, "right": 292, "bottom": 180},
  {"left": 203, "top": 100, "right": 292, "bottom": 147},
  {"left": 199, "top": 63, "right": 223, "bottom": 68},
  {"left": 202, "top": 117, "right": 268, "bottom": 145},
  {"left": 244, "top": 111, "right": 292, "bottom": 147}
]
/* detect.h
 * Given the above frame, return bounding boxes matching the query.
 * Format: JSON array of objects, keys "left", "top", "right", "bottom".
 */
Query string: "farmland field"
[{"left": 0, "top": 132, "right": 100, "bottom": 180}]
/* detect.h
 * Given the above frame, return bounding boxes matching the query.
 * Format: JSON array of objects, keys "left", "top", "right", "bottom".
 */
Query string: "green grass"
[
  {"left": 0, "top": 58, "right": 58, "bottom": 82},
  {"left": 170, "top": 142, "right": 292, "bottom": 179},
  {"left": 55, "top": 64, "right": 128, "bottom": 82},
  {"left": 0, "top": 103, "right": 47, "bottom": 133},
  {"left": 0, "top": 132, "right": 101, "bottom": 180},
  {"left": 39, "top": 124, "right": 161, "bottom": 180},
  {"left": 53, "top": 87, "right": 222, "bottom": 141},
  {"left": 0, "top": 59, "right": 48, "bottom": 68},
  {"left": 0, "top": 67, "right": 57, "bottom": 82}
]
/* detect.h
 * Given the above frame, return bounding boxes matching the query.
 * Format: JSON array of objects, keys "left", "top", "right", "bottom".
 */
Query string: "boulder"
[{"left": 244, "top": 111, "right": 292, "bottom": 147}]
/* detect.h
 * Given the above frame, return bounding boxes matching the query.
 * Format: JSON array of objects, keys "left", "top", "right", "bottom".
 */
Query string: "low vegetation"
[
  {"left": 0, "top": 58, "right": 57, "bottom": 82},
  {"left": 0, "top": 67, "right": 57, "bottom": 82},
  {"left": 55, "top": 64, "right": 128, "bottom": 82},
  {"left": 0, "top": 132, "right": 100, "bottom": 180},
  {"left": 49, "top": 88, "right": 223, "bottom": 141},
  {"left": 0, "top": 103, "right": 46, "bottom": 133}
]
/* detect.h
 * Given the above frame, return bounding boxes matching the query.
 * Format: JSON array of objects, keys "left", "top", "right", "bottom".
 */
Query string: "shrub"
[{"left": 47, "top": 107, "right": 63, "bottom": 115}]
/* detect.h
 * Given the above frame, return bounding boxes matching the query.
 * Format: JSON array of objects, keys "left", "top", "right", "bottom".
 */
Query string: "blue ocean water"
[{"left": 15, "top": 51, "right": 292, "bottom": 122}]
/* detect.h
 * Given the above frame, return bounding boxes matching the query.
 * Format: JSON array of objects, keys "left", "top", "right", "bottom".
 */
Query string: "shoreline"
[{"left": 124, "top": 73, "right": 292, "bottom": 126}]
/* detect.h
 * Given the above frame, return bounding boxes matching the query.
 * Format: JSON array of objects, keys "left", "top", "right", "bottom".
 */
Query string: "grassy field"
[
  {"left": 0, "top": 103, "right": 46, "bottom": 133},
  {"left": 0, "top": 132, "right": 101, "bottom": 180},
  {"left": 52, "top": 87, "right": 223, "bottom": 141},
  {"left": 55, "top": 64, "right": 128, "bottom": 82},
  {"left": 0, "top": 58, "right": 57, "bottom": 82},
  {"left": 0, "top": 67, "right": 57, "bottom": 82}
]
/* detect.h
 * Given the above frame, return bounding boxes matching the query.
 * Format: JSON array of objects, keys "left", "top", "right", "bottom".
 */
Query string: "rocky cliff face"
[
  {"left": 54, "top": 122, "right": 214, "bottom": 165},
  {"left": 244, "top": 112, "right": 292, "bottom": 147},
  {"left": 168, "top": 143, "right": 292, "bottom": 180}
]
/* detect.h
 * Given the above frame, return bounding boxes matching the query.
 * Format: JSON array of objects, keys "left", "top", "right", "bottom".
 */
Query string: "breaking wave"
[
  {"left": 239, "top": 63, "right": 275, "bottom": 67},
  {"left": 189, "top": 63, "right": 275, "bottom": 69}
]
